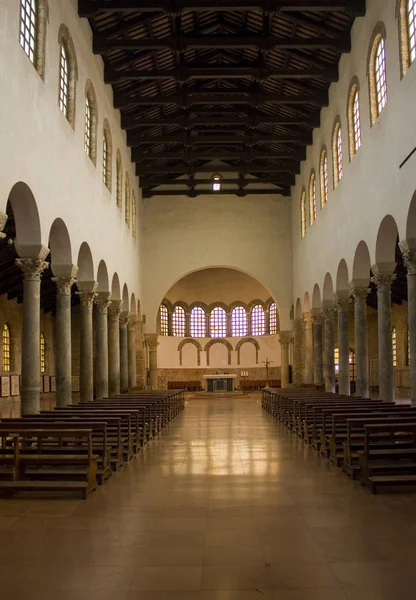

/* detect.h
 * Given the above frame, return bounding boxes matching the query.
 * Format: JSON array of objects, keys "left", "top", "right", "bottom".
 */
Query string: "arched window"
[
  {"left": 132, "top": 191, "right": 136, "bottom": 239},
  {"left": 125, "top": 174, "right": 131, "bottom": 227},
  {"left": 251, "top": 305, "right": 266, "bottom": 336},
  {"left": 172, "top": 306, "right": 186, "bottom": 337},
  {"left": 332, "top": 120, "right": 343, "bottom": 187},
  {"left": 19, "top": 0, "right": 47, "bottom": 77},
  {"left": 116, "top": 150, "right": 122, "bottom": 209},
  {"left": 334, "top": 347, "right": 356, "bottom": 380},
  {"left": 210, "top": 307, "right": 227, "bottom": 338},
  {"left": 58, "top": 25, "right": 78, "bottom": 128},
  {"left": 102, "top": 119, "right": 112, "bottom": 191},
  {"left": 347, "top": 81, "right": 362, "bottom": 159},
  {"left": 2, "top": 324, "right": 10, "bottom": 372},
  {"left": 400, "top": 0, "right": 416, "bottom": 76},
  {"left": 309, "top": 172, "right": 317, "bottom": 224},
  {"left": 160, "top": 305, "right": 169, "bottom": 336},
  {"left": 300, "top": 189, "right": 306, "bottom": 238},
  {"left": 408, "top": 326, "right": 411, "bottom": 366},
  {"left": 40, "top": 332, "right": 46, "bottom": 373},
  {"left": 320, "top": 149, "right": 329, "bottom": 207},
  {"left": 84, "top": 81, "right": 97, "bottom": 165},
  {"left": 190, "top": 307, "right": 206, "bottom": 337},
  {"left": 369, "top": 27, "right": 387, "bottom": 124},
  {"left": 392, "top": 327, "right": 397, "bottom": 367},
  {"left": 230, "top": 306, "right": 248, "bottom": 337},
  {"left": 269, "top": 303, "right": 277, "bottom": 335}
]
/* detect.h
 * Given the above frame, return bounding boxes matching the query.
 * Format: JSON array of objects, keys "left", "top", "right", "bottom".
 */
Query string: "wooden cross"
[{"left": 261, "top": 357, "right": 273, "bottom": 386}]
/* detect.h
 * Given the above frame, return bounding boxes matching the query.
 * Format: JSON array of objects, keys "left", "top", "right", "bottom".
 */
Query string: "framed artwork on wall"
[
  {"left": 43, "top": 375, "right": 50, "bottom": 393},
  {"left": 10, "top": 375, "right": 19, "bottom": 396},
  {"left": 1, "top": 376, "right": 10, "bottom": 397},
  {"left": 50, "top": 376, "right": 56, "bottom": 392},
  {"left": 72, "top": 376, "right": 80, "bottom": 392}
]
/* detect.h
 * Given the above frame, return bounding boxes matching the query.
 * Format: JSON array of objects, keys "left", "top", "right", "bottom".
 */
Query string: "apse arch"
[
  {"left": 7, "top": 182, "right": 42, "bottom": 252},
  {"left": 178, "top": 338, "right": 202, "bottom": 367},
  {"left": 406, "top": 189, "right": 416, "bottom": 240},
  {"left": 77, "top": 242, "right": 94, "bottom": 282}
]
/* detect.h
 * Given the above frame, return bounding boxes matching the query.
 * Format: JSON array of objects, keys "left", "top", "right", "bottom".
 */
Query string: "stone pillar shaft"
[
  {"left": 293, "top": 318, "right": 304, "bottom": 386},
  {"left": 128, "top": 319, "right": 137, "bottom": 388},
  {"left": 146, "top": 334, "right": 159, "bottom": 389},
  {"left": 119, "top": 315, "right": 129, "bottom": 392},
  {"left": 279, "top": 331, "right": 291, "bottom": 388},
  {"left": 336, "top": 299, "right": 350, "bottom": 396},
  {"left": 108, "top": 301, "right": 122, "bottom": 396},
  {"left": 16, "top": 255, "right": 49, "bottom": 414},
  {"left": 94, "top": 296, "right": 111, "bottom": 399},
  {"left": 78, "top": 291, "right": 96, "bottom": 402},
  {"left": 304, "top": 313, "right": 314, "bottom": 384},
  {"left": 53, "top": 277, "right": 76, "bottom": 407},
  {"left": 371, "top": 268, "right": 396, "bottom": 403},
  {"left": 312, "top": 312, "right": 324, "bottom": 386},
  {"left": 400, "top": 242, "right": 416, "bottom": 407},
  {"left": 351, "top": 286, "right": 370, "bottom": 398},
  {"left": 323, "top": 307, "right": 335, "bottom": 393}
]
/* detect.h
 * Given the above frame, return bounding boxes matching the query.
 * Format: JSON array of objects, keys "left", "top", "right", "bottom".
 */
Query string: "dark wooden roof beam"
[
  {"left": 142, "top": 187, "right": 291, "bottom": 198},
  {"left": 140, "top": 176, "right": 296, "bottom": 187},
  {"left": 136, "top": 164, "right": 300, "bottom": 174},
  {"left": 121, "top": 114, "right": 320, "bottom": 129},
  {"left": 79, "top": 1, "right": 365, "bottom": 17},
  {"left": 134, "top": 149, "right": 305, "bottom": 161},
  {"left": 128, "top": 133, "right": 312, "bottom": 145}
]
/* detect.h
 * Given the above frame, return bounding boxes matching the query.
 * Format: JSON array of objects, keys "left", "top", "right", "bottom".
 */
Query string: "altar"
[{"left": 203, "top": 374, "right": 237, "bottom": 392}]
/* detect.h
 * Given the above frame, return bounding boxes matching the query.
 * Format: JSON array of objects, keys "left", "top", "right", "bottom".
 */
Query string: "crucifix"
[{"left": 262, "top": 357, "right": 273, "bottom": 386}]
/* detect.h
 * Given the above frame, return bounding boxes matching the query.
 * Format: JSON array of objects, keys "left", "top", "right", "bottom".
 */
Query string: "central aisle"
[{"left": 2, "top": 394, "right": 416, "bottom": 599}]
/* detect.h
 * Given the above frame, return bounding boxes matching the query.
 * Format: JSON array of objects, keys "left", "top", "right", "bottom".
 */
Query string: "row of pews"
[
  {"left": 0, "top": 390, "right": 184, "bottom": 499},
  {"left": 262, "top": 388, "right": 416, "bottom": 494}
]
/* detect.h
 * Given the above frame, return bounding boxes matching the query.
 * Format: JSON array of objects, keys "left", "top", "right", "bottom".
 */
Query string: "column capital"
[
  {"left": 94, "top": 292, "right": 112, "bottom": 314},
  {"left": 0, "top": 211, "right": 7, "bottom": 239},
  {"left": 145, "top": 333, "right": 159, "bottom": 351},
  {"left": 16, "top": 256, "right": 49, "bottom": 280},
  {"left": 120, "top": 313, "right": 130, "bottom": 328},
  {"left": 108, "top": 300, "right": 123, "bottom": 319},
  {"left": 350, "top": 284, "right": 370, "bottom": 302},
  {"left": 303, "top": 311, "right": 313, "bottom": 326},
  {"left": 311, "top": 309, "right": 323, "bottom": 324},
  {"left": 334, "top": 296, "right": 349, "bottom": 312},
  {"left": 322, "top": 305, "right": 335, "bottom": 318},
  {"left": 399, "top": 239, "right": 416, "bottom": 275},
  {"left": 371, "top": 264, "right": 396, "bottom": 292},
  {"left": 52, "top": 275, "right": 77, "bottom": 296},
  {"left": 128, "top": 315, "right": 138, "bottom": 332},
  {"left": 78, "top": 290, "right": 97, "bottom": 308},
  {"left": 279, "top": 330, "right": 292, "bottom": 346}
]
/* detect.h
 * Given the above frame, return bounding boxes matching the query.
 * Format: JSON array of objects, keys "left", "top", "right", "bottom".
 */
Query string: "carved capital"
[
  {"left": 0, "top": 211, "right": 7, "bottom": 239},
  {"left": 108, "top": 300, "right": 123, "bottom": 319},
  {"left": 334, "top": 297, "right": 349, "bottom": 312},
  {"left": 77, "top": 290, "right": 97, "bottom": 308},
  {"left": 322, "top": 305, "right": 335, "bottom": 319},
  {"left": 16, "top": 257, "right": 49, "bottom": 281},
  {"left": 350, "top": 285, "right": 370, "bottom": 303},
  {"left": 128, "top": 316, "right": 138, "bottom": 332},
  {"left": 52, "top": 276, "right": 76, "bottom": 296},
  {"left": 311, "top": 310, "right": 323, "bottom": 325},
  {"left": 119, "top": 314, "right": 130, "bottom": 329},
  {"left": 145, "top": 333, "right": 159, "bottom": 352},
  {"left": 94, "top": 292, "right": 112, "bottom": 314},
  {"left": 279, "top": 330, "right": 292, "bottom": 347},
  {"left": 399, "top": 240, "right": 416, "bottom": 276},
  {"left": 371, "top": 269, "right": 396, "bottom": 293},
  {"left": 303, "top": 311, "right": 313, "bottom": 329}
]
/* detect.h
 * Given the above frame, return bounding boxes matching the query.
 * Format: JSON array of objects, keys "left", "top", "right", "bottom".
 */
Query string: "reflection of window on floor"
[{"left": 334, "top": 348, "right": 356, "bottom": 381}]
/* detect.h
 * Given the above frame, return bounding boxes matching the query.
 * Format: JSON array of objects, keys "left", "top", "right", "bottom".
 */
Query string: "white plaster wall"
[
  {"left": 291, "top": 0, "right": 416, "bottom": 305},
  {"left": 158, "top": 335, "right": 280, "bottom": 369},
  {"left": 0, "top": 0, "right": 142, "bottom": 300},
  {"left": 143, "top": 194, "right": 293, "bottom": 330}
]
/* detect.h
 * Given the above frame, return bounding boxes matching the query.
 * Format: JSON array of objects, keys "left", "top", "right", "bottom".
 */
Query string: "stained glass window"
[
  {"left": 3, "top": 325, "right": 10, "bottom": 372},
  {"left": 251, "top": 305, "right": 266, "bottom": 336},
  {"left": 230, "top": 306, "right": 248, "bottom": 337},
  {"left": 392, "top": 327, "right": 397, "bottom": 367},
  {"left": 301, "top": 190, "right": 306, "bottom": 238},
  {"left": 172, "top": 306, "right": 186, "bottom": 337},
  {"left": 321, "top": 150, "right": 328, "bottom": 206},
  {"left": 160, "top": 305, "right": 168, "bottom": 336},
  {"left": 352, "top": 88, "right": 362, "bottom": 154},
  {"left": 190, "top": 307, "right": 206, "bottom": 337},
  {"left": 40, "top": 332, "right": 46, "bottom": 373},
  {"left": 210, "top": 307, "right": 227, "bottom": 337},
  {"left": 84, "top": 96, "right": 91, "bottom": 157},
  {"left": 19, "top": 0, "right": 37, "bottom": 64},
  {"left": 269, "top": 303, "right": 277, "bottom": 335},
  {"left": 58, "top": 44, "right": 69, "bottom": 118},
  {"left": 309, "top": 173, "right": 316, "bottom": 224},
  {"left": 375, "top": 38, "right": 387, "bottom": 116}
]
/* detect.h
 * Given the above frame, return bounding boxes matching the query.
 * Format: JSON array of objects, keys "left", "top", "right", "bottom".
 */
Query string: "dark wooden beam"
[
  {"left": 94, "top": 35, "right": 350, "bottom": 53},
  {"left": 105, "top": 65, "right": 339, "bottom": 84},
  {"left": 114, "top": 91, "right": 328, "bottom": 109},
  {"left": 139, "top": 176, "right": 296, "bottom": 187},
  {"left": 79, "top": 1, "right": 365, "bottom": 17},
  {"left": 142, "top": 187, "right": 291, "bottom": 198},
  {"left": 121, "top": 114, "right": 321, "bottom": 129},
  {"left": 136, "top": 164, "right": 299, "bottom": 174},
  {"left": 128, "top": 133, "right": 312, "bottom": 145},
  {"left": 134, "top": 149, "right": 305, "bottom": 161}
]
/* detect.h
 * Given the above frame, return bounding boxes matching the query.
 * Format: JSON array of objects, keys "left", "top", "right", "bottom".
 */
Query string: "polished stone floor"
[{"left": 1, "top": 393, "right": 416, "bottom": 599}]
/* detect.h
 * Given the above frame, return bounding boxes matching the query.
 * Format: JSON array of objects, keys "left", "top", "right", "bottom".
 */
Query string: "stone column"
[
  {"left": 94, "top": 293, "right": 111, "bottom": 399},
  {"left": 371, "top": 265, "right": 396, "bottom": 403},
  {"left": 400, "top": 240, "right": 416, "bottom": 406},
  {"left": 335, "top": 297, "right": 350, "bottom": 395},
  {"left": 279, "top": 331, "right": 291, "bottom": 388},
  {"left": 128, "top": 316, "right": 137, "bottom": 389},
  {"left": 311, "top": 310, "right": 324, "bottom": 386},
  {"left": 304, "top": 312, "right": 314, "bottom": 384},
  {"left": 77, "top": 288, "right": 97, "bottom": 402},
  {"left": 350, "top": 285, "right": 370, "bottom": 398},
  {"left": 119, "top": 313, "right": 129, "bottom": 392},
  {"left": 108, "top": 300, "right": 122, "bottom": 396},
  {"left": 293, "top": 318, "right": 304, "bottom": 385},
  {"left": 323, "top": 306, "right": 335, "bottom": 393},
  {"left": 52, "top": 274, "right": 77, "bottom": 407},
  {"left": 146, "top": 333, "right": 159, "bottom": 389},
  {"left": 185, "top": 312, "right": 190, "bottom": 337},
  {"left": 16, "top": 253, "right": 49, "bottom": 414}
]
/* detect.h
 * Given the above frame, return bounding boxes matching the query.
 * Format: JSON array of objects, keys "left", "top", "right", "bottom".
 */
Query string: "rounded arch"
[
  {"left": 312, "top": 283, "right": 322, "bottom": 310},
  {"left": 247, "top": 299, "right": 267, "bottom": 313},
  {"left": 336, "top": 259, "right": 349, "bottom": 295},
  {"left": 406, "top": 189, "right": 416, "bottom": 239},
  {"left": 77, "top": 242, "right": 94, "bottom": 282},
  {"left": 295, "top": 298, "right": 303, "bottom": 319},
  {"left": 236, "top": 337, "right": 260, "bottom": 365},
  {"left": 375, "top": 215, "right": 399, "bottom": 265},
  {"left": 178, "top": 338, "right": 202, "bottom": 366},
  {"left": 352, "top": 241, "right": 372, "bottom": 284},
  {"left": 172, "top": 300, "right": 189, "bottom": 313},
  {"left": 111, "top": 273, "right": 121, "bottom": 301},
  {"left": 207, "top": 301, "right": 229, "bottom": 314},
  {"left": 48, "top": 218, "right": 72, "bottom": 269},
  {"left": 97, "top": 260, "right": 109, "bottom": 293},
  {"left": 7, "top": 182, "right": 42, "bottom": 250},
  {"left": 204, "top": 338, "right": 233, "bottom": 366},
  {"left": 189, "top": 301, "right": 209, "bottom": 313},
  {"left": 122, "top": 283, "right": 129, "bottom": 312},
  {"left": 130, "top": 293, "right": 137, "bottom": 315},
  {"left": 323, "top": 272, "right": 334, "bottom": 304},
  {"left": 304, "top": 291, "right": 311, "bottom": 313}
]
